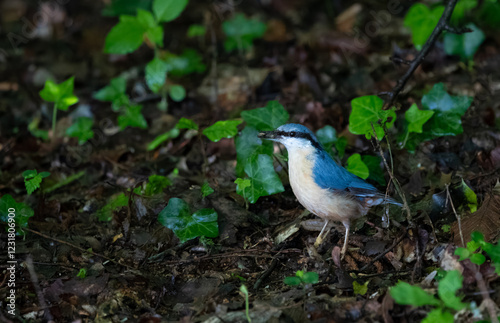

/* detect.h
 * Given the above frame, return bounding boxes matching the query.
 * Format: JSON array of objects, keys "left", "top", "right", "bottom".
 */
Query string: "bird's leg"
[
  {"left": 340, "top": 222, "right": 350, "bottom": 260},
  {"left": 314, "top": 220, "right": 329, "bottom": 248}
]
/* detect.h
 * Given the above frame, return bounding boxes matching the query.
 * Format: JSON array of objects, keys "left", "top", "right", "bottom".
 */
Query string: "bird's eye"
[{"left": 290, "top": 131, "right": 296, "bottom": 137}]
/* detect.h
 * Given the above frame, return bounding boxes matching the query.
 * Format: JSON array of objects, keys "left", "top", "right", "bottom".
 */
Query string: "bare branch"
[{"left": 381, "top": 0, "right": 472, "bottom": 108}]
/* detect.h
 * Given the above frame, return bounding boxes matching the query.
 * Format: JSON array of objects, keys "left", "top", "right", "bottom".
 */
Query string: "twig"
[
  {"left": 254, "top": 257, "right": 280, "bottom": 289},
  {"left": 445, "top": 184, "right": 465, "bottom": 247},
  {"left": 473, "top": 265, "right": 500, "bottom": 323},
  {"left": 381, "top": 0, "right": 472, "bottom": 108},
  {"left": 26, "top": 255, "right": 54, "bottom": 322},
  {"left": 370, "top": 123, "right": 412, "bottom": 223},
  {"left": 152, "top": 248, "right": 302, "bottom": 265},
  {"left": 359, "top": 230, "right": 407, "bottom": 271},
  {"left": 24, "top": 228, "right": 135, "bottom": 270}
]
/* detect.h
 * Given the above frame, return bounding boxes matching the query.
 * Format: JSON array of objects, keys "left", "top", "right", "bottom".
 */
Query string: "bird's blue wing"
[{"left": 312, "top": 151, "right": 380, "bottom": 196}]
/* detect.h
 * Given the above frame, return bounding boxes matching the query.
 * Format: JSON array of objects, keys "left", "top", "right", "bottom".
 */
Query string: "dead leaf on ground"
[{"left": 451, "top": 184, "right": 500, "bottom": 244}]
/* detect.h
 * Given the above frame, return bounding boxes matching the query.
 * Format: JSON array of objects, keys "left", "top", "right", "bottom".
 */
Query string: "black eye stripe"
[{"left": 275, "top": 130, "right": 322, "bottom": 150}]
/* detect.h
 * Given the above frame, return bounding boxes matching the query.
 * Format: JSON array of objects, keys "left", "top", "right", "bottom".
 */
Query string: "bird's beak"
[{"left": 258, "top": 131, "right": 277, "bottom": 140}]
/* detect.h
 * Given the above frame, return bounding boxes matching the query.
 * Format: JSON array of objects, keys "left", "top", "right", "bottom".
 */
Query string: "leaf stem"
[{"left": 52, "top": 105, "right": 58, "bottom": 142}]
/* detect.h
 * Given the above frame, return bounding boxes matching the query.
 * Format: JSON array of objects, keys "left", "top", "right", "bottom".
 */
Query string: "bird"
[{"left": 258, "top": 123, "right": 401, "bottom": 259}]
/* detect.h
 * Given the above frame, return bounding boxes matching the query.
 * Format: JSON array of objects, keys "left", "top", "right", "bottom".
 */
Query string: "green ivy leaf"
[
  {"left": 176, "top": 117, "right": 198, "bottom": 130},
  {"left": 169, "top": 84, "right": 186, "bottom": 102},
  {"left": 455, "top": 247, "right": 470, "bottom": 261},
  {"left": 450, "top": 0, "right": 478, "bottom": 25},
  {"left": 404, "top": 3, "right": 445, "bottom": 50},
  {"left": 118, "top": 104, "right": 148, "bottom": 130},
  {"left": 284, "top": 276, "right": 301, "bottom": 286},
  {"left": 158, "top": 198, "right": 218, "bottom": 243},
  {"left": 66, "top": 117, "right": 94, "bottom": 145},
  {"left": 146, "top": 25, "right": 164, "bottom": 47},
  {"left": 316, "top": 125, "right": 337, "bottom": 153},
  {"left": 241, "top": 101, "right": 289, "bottom": 131},
  {"left": 301, "top": 272, "right": 319, "bottom": 284},
  {"left": 104, "top": 15, "right": 146, "bottom": 54},
  {"left": 201, "top": 181, "right": 214, "bottom": 197},
  {"left": 203, "top": 120, "right": 243, "bottom": 142},
  {"left": 390, "top": 281, "right": 440, "bottom": 306},
  {"left": 471, "top": 231, "right": 485, "bottom": 244},
  {"left": 422, "top": 308, "right": 454, "bottom": 323},
  {"left": 242, "top": 154, "right": 284, "bottom": 203},
  {"left": 39, "top": 77, "right": 79, "bottom": 111},
  {"left": 438, "top": 270, "right": 466, "bottom": 311},
  {"left": 479, "top": 0, "right": 500, "bottom": 29},
  {"left": 405, "top": 103, "right": 435, "bottom": 134},
  {"left": 335, "top": 137, "right": 347, "bottom": 159},
  {"left": 482, "top": 241, "right": 500, "bottom": 274},
  {"left": 421, "top": 83, "right": 472, "bottom": 137},
  {"left": 467, "top": 240, "right": 482, "bottom": 253},
  {"left": 444, "top": 23, "right": 485, "bottom": 61},
  {"left": 346, "top": 153, "right": 369, "bottom": 179},
  {"left": 222, "top": 13, "right": 266, "bottom": 52},
  {"left": 93, "top": 77, "right": 129, "bottom": 111},
  {"left": 353, "top": 280, "right": 369, "bottom": 296},
  {"left": 349, "top": 95, "right": 396, "bottom": 140},
  {"left": 235, "top": 178, "right": 252, "bottom": 198},
  {"left": 136, "top": 9, "right": 156, "bottom": 28},
  {"left": 145, "top": 57, "right": 169, "bottom": 93},
  {"left": 164, "top": 49, "right": 206, "bottom": 76},
  {"left": 147, "top": 128, "right": 180, "bottom": 151},
  {"left": 0, "top": 194, "right": 34, "bottom": 235},
  {"left": 363, "top": 155, "right": 386, "bottom": 186},
  {"left": 145, "top": 175, "right": 171, "bottom": 196},
  {"left": 96, "top": 193, "right": 128, "bottom": 221},
  {"left": 235, "top": 127, "right": 274, "bottom": 176},
  {"left": 469, "top": 253, "right": 486, "bottom": 265},
  {"left": 153, "top": 0, "right": 188, "bottom": 22},
  {"left": 187, "top": 24, "right": 206, "bottom": 37}
]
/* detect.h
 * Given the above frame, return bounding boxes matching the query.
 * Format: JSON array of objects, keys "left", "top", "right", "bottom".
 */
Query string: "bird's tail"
[{"left": 383, "top": 196, "right": 403, "bottom": 207}]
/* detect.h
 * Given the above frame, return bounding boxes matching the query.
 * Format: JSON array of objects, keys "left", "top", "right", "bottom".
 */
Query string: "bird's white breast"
[{"left": 287, "top": 146, "right": 363, "bottom": 224}]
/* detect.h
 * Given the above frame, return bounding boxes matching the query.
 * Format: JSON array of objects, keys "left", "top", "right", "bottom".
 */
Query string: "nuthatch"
[{"left": 259, "top": 123, "right": 400, "bottom": 258}]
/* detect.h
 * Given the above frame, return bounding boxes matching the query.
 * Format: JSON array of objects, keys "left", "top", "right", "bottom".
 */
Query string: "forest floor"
[{"left": 1, "top": 0, "right": 500, "bottom": 322}]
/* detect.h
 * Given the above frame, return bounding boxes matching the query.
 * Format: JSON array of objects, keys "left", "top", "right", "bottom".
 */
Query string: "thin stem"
[
  {"left": 52, "top": 105, "right": 58, "bottom": 142},
  {"left": 445, "top": 184, "right": 465, "bottom": 247}
]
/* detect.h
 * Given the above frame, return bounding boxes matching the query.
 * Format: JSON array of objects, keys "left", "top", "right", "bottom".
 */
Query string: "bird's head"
[{"left": 258, "top": 123, "right": 322, "bottom": 151}]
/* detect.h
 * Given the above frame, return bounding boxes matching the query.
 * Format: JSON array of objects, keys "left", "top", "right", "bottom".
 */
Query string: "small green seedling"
[
  {"left": 234, "top": 177, "right": 251, "bottom": 209},
  {"left": 390, "top": 270, "right": 466, "bottom": 323},
  {"left": 39, "top": 77, "right": 79, "bottom": 141},
  {"left": 284, "top": 270, "right": 319, "bottom": 287},
  {"left": 201, "top": 181, "right": 214, "bottom": 198},
  {"left": 239, "top": 284, "right": 251, "bottom": 323},
  {"left": 23, "top": 170, "right": 51, "bottom": 195},
  {"left": 66, "top": 117, "right": 94, "bottom": 145},
  {"left": 0, "top": 194, "right": 34, "bottom": 235},
  {"left": 77, "top": 268, "right": 87, "bottom": 279},
  {"left": 222, "top": 13, "right": 266, "bottom": 53},
  {"left": 455, "top": 232, "right": 500, "bottom": 274},
  {"left": 353, "top": 280, "right": 369, "bottom": 296}
]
